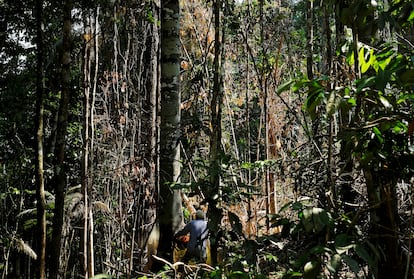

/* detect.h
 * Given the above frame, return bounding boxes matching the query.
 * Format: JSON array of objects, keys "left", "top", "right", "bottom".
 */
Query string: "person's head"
[{"left": 195, "top": 210, "right": 205, "bottom": 220}]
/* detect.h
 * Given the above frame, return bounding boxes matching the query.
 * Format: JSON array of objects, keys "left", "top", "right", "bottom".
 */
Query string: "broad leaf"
[{"left": 342, "top": 255, "right": 360, "bottom": 274}]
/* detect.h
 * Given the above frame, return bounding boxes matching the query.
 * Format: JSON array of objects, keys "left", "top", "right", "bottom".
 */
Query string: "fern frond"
[{"left": 14, "top": 238, "right": 37, "bottom": 260}]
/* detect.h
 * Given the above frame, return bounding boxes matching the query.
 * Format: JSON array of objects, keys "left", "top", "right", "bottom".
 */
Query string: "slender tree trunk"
[
  {"left": 158, "top": 0, "right": 183, "bottom": 263},
  {"left": 49, "top": 1, "right": 72, "bottom": 278},
  {"left": 81, "top": 55, "right": 90, "bottom": 279},
  {"left": 335, "top": 0, "right": 357, "bottom": 214},
  {"left": 306, "top": 0, "right": 314, "bottom": 80},
  {"left": 322, "top": 2, "right": 336, "bottom": 209},
  {"left": 35, "top": 0, "right": 46, "bottom": 277},
  {"left": 141, "top": 11, "right": 161, "bottom": 270},
  {"left": 208, "top": 0, "right": 224, "bottom": 266},
  {"left": 88, "top": 10, "right": 100, "bottom": 277},
  {"left": 323, "top": 3, "right": 332, "bottom": 76},
  {"left": 81, "top": 13, "right": 93, "bottom": 278},
  {"left": 244, "top": 20, "right": 254, "bottom": 237}
]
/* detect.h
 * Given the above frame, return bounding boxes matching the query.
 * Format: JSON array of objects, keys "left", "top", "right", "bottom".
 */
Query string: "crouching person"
[{"left": 175, "top": 210, "right": 208, "bottom": 263}]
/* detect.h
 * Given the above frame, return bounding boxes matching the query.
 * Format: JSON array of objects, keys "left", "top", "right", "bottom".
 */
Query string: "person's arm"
[{"left": 174, "top": 222, "right": 191, "bottom": 238}]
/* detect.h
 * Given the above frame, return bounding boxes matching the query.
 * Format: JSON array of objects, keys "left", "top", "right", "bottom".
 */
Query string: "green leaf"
[
  {"left": 327, "top": 254, "right": 342, "bottom": 274},
  {"left": 361, "top": 61, "right": 370, "bottom": 74},
  {"left": 347, "top": 51, "right": 355, "bottom": 65},
  {"left": 375, "top": 70, "right": 390, "bottom": 90},
  {"left": 372, "top": 127, "right": 384, "bottom": 143},
  {"left": 10, "top": 187, "right": 20, "bottom": 195},
  {"left": 334, "top": 234, "right": 349, "bottom": 247},
  {"left": 347, "top": 97, "right": 357, "bottom": 106},
  {"left": 336, "top": 243, "right": 356, "bottom": 255},
  {"left": 283, "top": 271, "right": 303, "bottom": 278},
  {"left": 265, "top": 252, "right": 279, "bottom": 262},
  {"left": 365, "top": 240, "right": 381, "bottom": 262},
  {"left": 377, "top": 56, "right": 392, "bottom": 71},
  {"left": 291, "top": 201, "right": 304, "bottom": 211},
  {"left": 303, "top": 260, "right": 320, "bottom": 279},
  {"left": 302, "top": 207, "right": 332, "bottom": 233},
  {"left": 279, "top": 201, "right": 294, "bottom": 212},
  {"left": 356, "top": 76, "right": 376, "bottom": 93},
  {"left": 310, "top": 245, "right": 326, "bottom": 255},
  {"left": 240, "top": 162, "right": 250, "bottom": 169},
  {"left": 23, "top": 219, "right": 37, "bottom": 231},
  {"left": 393, "top": 125, "right": 402, "bottom": 133},
  {"left": 358, "top": 47, "right": 370, "bottom": 73},
  {"left": 277, "top": 80, "right": 295, "bottom": 94},
  {"left": 355, "top": 244, "right": 373, "bottom": 266},
  {"left": 342, "top": 255, "right": 360, "bottom": 274},
  {"left": 367, "top": 49, "right": 376, "bottom": 71},
  {"left": 335, "top": 234, "right": 355, "bottom": 254},
  {"left": 304, "top": 88, "right": 325, "bottom": 121},
  {"left": 408, "top": 10, "right": 414, "bottom": 22},
  {"left": 359, "top": 47, "right": 370, "bottom": 74}
]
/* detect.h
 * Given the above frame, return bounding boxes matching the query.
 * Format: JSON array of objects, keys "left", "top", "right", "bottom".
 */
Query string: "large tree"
[
  {"left": 158, "top": 0, "right": 183, "bottom": 262},
  {"left": 49, "top": 0, "right": 72, "bottom": 277}
]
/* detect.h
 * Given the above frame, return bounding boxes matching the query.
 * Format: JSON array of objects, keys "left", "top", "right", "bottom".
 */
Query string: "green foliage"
[
  {"left": 279, "top": 199, "right": 378, "bottom": 279},
  {"left": 343, "top": 44, "right": 414, "bottom": 174},
  {"left": 300, "top": 207, "right": 333, "bottom": 233},
  {"left": 276, "top": 16, "right": 414, "bottom": 274},
  {"left": 278, "top": 40, "right": 414, "bottom": 174}
]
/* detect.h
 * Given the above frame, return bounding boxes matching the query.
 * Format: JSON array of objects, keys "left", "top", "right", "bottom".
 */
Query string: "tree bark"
[
  {"left": 158, "top": 0, "right": 183, "bottom": 263},
  {"left": 306, "top": 0, "right": 314, "bottom": 80},
  {"left": 81, "top": 12, "right": 94, "bottom": 278},
  {"left": 364, "top": 169, "right": 403, "bottom": 279},
  {"left": 208, "top": 0, "right": 224, "bottom": 266},
  {"left": 49, "top": 0, "right": 72, "bottom": 278},
  {"left": 35, "top": 0, "right": 46, "bottom": 277}
]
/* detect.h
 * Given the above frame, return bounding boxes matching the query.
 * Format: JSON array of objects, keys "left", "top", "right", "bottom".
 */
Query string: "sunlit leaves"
[
  {"left": 378, "top": 95, "right": 391, "bottom": 109},
  {"left": 301, "top": 207, "right": 333, "bottom": 233},
  {"left": 372, "top": 126, "right": 384, "bottom": 143},
  {"left": 408, "top": 10, "right": 414, "bottom": 22},
  {"left": 303, "top": 260, "right": 320, "bottom": 279},
  {"left": 359, "top": 47, "right": 375, "bottom": 74}
]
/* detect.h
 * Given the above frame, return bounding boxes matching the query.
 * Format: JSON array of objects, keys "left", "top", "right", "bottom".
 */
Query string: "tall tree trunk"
[
  {"left": 49, "top": 0, "right": 72, "bottom": 278},
  {"left": 143, "top": 7, "right": 161, "bottom": 270},
  {"left": 35, "top": 0, "right": 46, "bottom": 277},
  {"left": 364, "top": 169, "right": 403, "bottom": 279},
  {"left": 208, "top": 0, "right": 224, "bottom": 266},
  {"left": 306, "top": 0, "right": 314, "bottom": 80},
  {"left": 81, "top": 45, "right": 91, "bottom": 279},
  {"left": 81, "top": 11, "right": 96, "bottom": 277},
  {"left": 322, "top": 2, "right": 336, "bottom": 209},
  {"left": 335, "top": 0, "right": 357, "bottom": 214},
  {"left": 158, "top": 0, "right": 183, "bottom": 263}
]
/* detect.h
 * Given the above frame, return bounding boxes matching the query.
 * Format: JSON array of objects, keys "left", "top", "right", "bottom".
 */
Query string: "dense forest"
[{"left": 1, "top": 0, "right": 414, "bottom": 278}]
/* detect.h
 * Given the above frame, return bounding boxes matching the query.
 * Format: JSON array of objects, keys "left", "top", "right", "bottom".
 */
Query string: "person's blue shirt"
[{"left": 175, "top": 212, "right": 208, "bottom": 260}]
